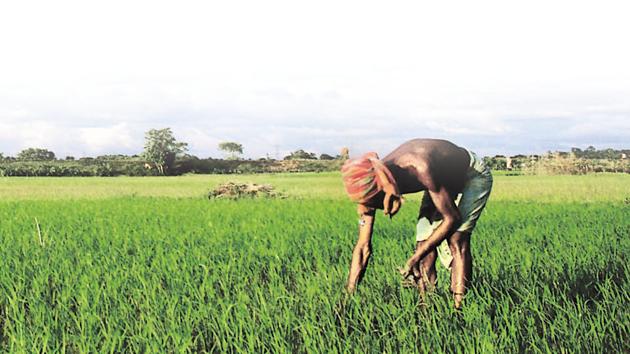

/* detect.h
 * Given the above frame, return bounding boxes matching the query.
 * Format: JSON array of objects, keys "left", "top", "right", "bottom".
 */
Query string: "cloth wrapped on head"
[{"left": 341, "top": 152, "right": 399, "bottom": 204}]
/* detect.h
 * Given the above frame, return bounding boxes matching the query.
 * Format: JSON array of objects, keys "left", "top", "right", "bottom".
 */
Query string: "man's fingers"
[
  {"left": 383, "top": 193, "right": 391, "bottom": 215},
  {"left": 390, "top": 197, "right": 401, "bottom": 218},
  {"left": 401, "top": 278, "right": 418, "bottom": 288},
  {"left": 412, "top": 263, "right": 422, "bottom": 279},
  {"left": 398, "top": 265, "right": 413, "bottom": 279}
]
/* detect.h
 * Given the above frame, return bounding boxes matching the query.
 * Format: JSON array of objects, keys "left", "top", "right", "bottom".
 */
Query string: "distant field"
[
  {"left": 0, "top": 173, "right": 628, "bottom": 352},
  {"left": 0, "top": 172, "right": 628, "bottom": 202}
]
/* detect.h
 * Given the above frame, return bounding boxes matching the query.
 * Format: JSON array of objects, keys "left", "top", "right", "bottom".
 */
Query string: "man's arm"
[
  {"left": 346, "top": 205, "right": 376, "bottom": 293},
  {"left": 401, "top": 167, "right": 461, "bottom": 276}
]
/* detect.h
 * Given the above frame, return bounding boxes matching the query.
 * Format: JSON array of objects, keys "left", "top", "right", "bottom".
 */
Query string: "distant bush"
[
  {"left": 483, "top": 156, "right": 507, "bottom": 171},
  {"left": 0, "top": 158, "right": 342, "bottom": 176},
  {"left": 0, "top": 160, "right": 158, "bottom": 177},
  {"left": 16, "top": 148, "right": 56, "bottom": 161},
  {"left": 319, "top": 153, "right": 336, "bottom": 160},
  {"left": 283, "top": 149, "right": 317, "bottom": 160},
  {"left": 571, "top": 146, "right": 630, "bottom": 159},
  {"left": 522, "top": 155, "right": 629, "bottom": 175},
  {"left": 0, "top": 161, "right": 100, "bottom": 177}
]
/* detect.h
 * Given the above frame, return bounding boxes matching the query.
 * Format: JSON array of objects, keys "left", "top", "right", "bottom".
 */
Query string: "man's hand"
[
  {"left": 404, "top": 181, "right": 461, "bottom": 267},
  {"left": 400, "top": 264, "right": 433, "bottom": 293},
  {"left": 398, "top": 259, "right": 422, "bottom": 282},
  {"left": 372, "top": 166, "right": 402, "bottom": 218},
  {"left": 383, "top": 192, "right": 402, "bottom": 218},
  {"left": 398, "top": 263, "right": 414, "bottom": 279}
]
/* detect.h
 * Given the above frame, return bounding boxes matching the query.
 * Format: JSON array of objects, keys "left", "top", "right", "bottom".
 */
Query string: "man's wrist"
[
  {"left": 346, "top": 283, "right": 356, "bottom": 293},
  {"left": 357, "top": 204, "right": 375, "bottom": 216}
]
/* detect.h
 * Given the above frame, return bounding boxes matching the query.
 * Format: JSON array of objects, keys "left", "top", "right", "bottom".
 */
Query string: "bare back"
[{"left": 382, "top": 139, "right": 471, "bottom": 195}]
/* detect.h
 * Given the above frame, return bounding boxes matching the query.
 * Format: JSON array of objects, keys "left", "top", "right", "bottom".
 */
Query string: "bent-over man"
[{"left": 341, "top": 139, "right": 492, "bottom": 308}]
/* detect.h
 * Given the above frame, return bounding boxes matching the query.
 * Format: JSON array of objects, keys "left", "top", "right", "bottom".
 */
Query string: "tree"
[
  {"left": 218, "top": 142, "right": 244, "bottom": 160},
  {"left": 142, "top": 128, "right": 188, "bottom": 175},
  {"left": 96, "top": 154, "right": 134, "bottom": 161},
  {"left": 571, "top": 147, "right": 583, "bottom": 158},
  {"left": 17, "top": 148, "right": 56, "bottom": 161},
  {"left": 284, "top": 149, "right": 317, "bottom": 160},
  {"left": 319, "top": 153, "right": 335, "bottom": 160}
]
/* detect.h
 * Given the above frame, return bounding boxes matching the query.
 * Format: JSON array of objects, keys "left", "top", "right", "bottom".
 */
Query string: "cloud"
[
  {"left": 78, "top": 123, "right": 137, "bottom": 155},
  {"left": 0, "top": 1, "right": 629, "bottom": 158},
  {"left": 1, "top": 89, "right": 628, "bottom": 159},
  {"left": 0, "top": 120, "right": 140, "bottom": 158}
]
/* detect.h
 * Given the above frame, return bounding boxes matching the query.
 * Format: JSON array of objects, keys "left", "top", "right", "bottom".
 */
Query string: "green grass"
[
  {"left": 0, "top": 173, "right": 628, "bottom": 352},
  {"left": 1, "top": 172, "right": 628, "bottom": 203}
]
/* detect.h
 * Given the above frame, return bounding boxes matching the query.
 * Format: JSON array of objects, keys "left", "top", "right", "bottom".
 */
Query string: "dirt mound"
[{"left": 208, "top": 182, "right": 285, "bottom": 200}]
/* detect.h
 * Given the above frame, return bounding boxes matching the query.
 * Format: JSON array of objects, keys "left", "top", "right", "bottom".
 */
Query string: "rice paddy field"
[{"left": 0, "top": 172, "right": 628, "bottom": 352}]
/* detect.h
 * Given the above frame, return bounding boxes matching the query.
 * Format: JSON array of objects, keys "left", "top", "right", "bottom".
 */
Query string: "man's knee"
[{"left": 448, "top": 231, "right": 471, "bottom": 256}]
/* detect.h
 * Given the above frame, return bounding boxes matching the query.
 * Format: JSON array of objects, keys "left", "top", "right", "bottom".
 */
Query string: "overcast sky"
[{"left": 0, "top": 0, "right": 628, "bottom": 159}]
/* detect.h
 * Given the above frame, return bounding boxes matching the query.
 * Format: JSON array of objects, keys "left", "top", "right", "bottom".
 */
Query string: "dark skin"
[{"left": 346, "top": 139, "right": 472, "bottom": 308}]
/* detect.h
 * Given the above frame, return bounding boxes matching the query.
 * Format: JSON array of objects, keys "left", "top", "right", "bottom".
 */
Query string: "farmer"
[{"left": 342, "top": 139, "right": 492, "bottom": 308}]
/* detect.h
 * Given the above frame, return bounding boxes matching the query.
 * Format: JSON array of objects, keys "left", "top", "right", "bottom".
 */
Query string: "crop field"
[{"left": 0, "top": 173, "right": 628, "bottom": 352}]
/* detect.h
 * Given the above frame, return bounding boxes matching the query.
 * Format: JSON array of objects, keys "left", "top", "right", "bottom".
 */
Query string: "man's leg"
[
  {"left": 448, "top": 231, "right": 472, "bottom": 309},
  {"left": 413, "top": 241, "right": 437, "bottom": 292}
]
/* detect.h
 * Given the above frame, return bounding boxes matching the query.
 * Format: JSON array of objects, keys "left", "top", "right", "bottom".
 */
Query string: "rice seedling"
[{"left": 0, "top": 174, "right": 627, "bottom": 352}]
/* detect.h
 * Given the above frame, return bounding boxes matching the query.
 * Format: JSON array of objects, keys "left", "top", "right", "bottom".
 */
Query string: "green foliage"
[
  {"left": 484, "top": 152, "right": 629, "bottom": 174},
  {"left": 571, "top": 146, "right": 629, "bottom": 159},
  {"left": 96, "top": 154, "right": 133, "bottom": 160},
  {"left": 16, "top": 147, "right": 56, "bottom": 161},
  {"left": 0, "top": 158, "right": 343, "bottom": 177},
  {"left": 0, "top": 160, "right": 157, "bottom": 177},
  {"left": 284, "top": 149, "right": 317, "bottom": 160},
  {"left": 483, "top": 156, "right": 507, "bottom": 170},
  {"left": 319, "top": 153, "right": 336, "bottom": 160},
  {"left": 2, "top": 145, "right": 627, "bottom": 176},
  {"left": 142, "top": 128, "right": 188, "bottom": 175},
  {"left": 218, "top": 142, "right": 244, "bottom": 160},
  {"left": 0, "top": 174, "right": 627, "bottom": 351},
  {"left": 523, "top": 155, "right": 629, "bottom": 175}
]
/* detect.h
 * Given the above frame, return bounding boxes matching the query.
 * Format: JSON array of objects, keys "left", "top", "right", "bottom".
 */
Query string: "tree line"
[
  {"left": 0, "top": 128, "right": 346, "bottom": 177},
  {"left": 1, "top": 129, "right": 627, "bottom": 176},
  {"left": 484, "top": 147, "right": 629, "bottom": 174}
]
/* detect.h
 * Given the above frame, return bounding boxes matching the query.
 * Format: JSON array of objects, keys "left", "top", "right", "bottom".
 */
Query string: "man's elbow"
[{"left": 445, "top": 213, "right": 462, "bottom": 230}]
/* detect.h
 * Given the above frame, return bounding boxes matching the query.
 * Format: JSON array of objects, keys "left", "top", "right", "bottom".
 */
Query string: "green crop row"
[{"left": 0, "top": 195, "right": 627, "bottom": 352}]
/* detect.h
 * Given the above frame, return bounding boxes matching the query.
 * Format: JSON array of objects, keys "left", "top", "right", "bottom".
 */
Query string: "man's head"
[{"left": 341, "top": 152, "right": 402, "bottom": 217}]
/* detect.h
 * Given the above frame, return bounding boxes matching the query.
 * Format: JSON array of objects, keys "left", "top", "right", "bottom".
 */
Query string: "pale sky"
[{"left": 0, "top": 0, "right": 628, "bottom": 159}]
